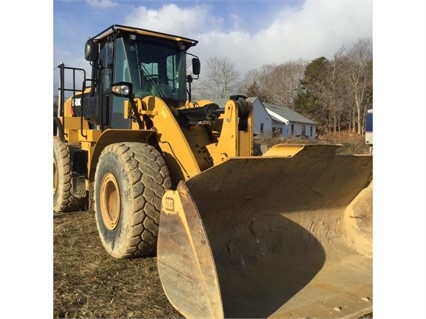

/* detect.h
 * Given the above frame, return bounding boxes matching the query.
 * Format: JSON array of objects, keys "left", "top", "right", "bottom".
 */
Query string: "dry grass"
[{"left": 53, "top": 211, "right": 182, "bottom": 319}]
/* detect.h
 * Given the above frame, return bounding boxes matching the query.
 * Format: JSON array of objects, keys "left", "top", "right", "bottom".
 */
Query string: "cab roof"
[{"left": 91, "top": 24, "right": 198, "bottom": 48}]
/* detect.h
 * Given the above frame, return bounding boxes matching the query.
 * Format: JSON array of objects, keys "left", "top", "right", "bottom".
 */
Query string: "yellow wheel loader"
[{"left": 53, "top": 24, "right": 373, "bottom": 318}]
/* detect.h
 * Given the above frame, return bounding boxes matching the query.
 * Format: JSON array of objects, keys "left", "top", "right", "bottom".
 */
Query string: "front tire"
[{"left": 94, "top": 142, "right": 171, "bottom": 258}]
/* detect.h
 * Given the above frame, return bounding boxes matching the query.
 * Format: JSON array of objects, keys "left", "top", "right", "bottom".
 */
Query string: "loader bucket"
[{"left": 158, "top": 144, "right": 373, "bottom": 319}]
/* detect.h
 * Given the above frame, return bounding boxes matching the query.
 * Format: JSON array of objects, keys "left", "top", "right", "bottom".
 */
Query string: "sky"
[{"left": 53, "top": 0, "right": 373, "bottom": 90}]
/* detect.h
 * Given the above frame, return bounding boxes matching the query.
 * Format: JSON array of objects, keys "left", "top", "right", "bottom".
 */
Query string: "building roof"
[{"left": 264, "top": 103, "right": 316, "bottom": 125}]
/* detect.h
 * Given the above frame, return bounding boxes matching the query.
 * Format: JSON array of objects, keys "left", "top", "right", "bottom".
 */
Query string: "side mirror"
[
  {"left": 84, "top": 39, "right": 99, "bottom": 62},
  {"left": 192, "top": 58, "right": 200, "bottom": 75},
  {"left": 111, "top": 82, "right": 133, "bottom": 98}
]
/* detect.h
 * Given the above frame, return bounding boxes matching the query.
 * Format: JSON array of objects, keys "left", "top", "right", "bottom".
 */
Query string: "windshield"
[{"left": 114, "top": 35, "right": 188, "bottom": 103}]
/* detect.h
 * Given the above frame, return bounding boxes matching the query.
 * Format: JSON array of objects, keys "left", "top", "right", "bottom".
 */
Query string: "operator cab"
[{"left": 81, "top": 25, "right": 200, "bottom": 129}]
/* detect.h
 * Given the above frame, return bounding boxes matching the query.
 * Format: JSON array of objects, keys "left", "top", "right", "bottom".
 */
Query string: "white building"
[
  {"left": 249, "top": 97, "right": 317, "bottom": 139},
  {"left": 212, "top": 97, "right": 317, "bottom": 139},
  {"left": 247, "top": 97, "right": 273, "bottom": 137}
]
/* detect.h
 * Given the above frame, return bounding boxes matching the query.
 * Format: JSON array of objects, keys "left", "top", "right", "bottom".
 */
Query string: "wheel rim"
[
  {"left": 53, "top": 159, "right": 58, "bottom": 194},
  {"left": 100, "top": 173, "right": 121, "bottom": 230}
]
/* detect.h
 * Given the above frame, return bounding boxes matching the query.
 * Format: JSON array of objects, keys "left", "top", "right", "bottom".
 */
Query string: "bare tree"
[
  {"left": 344, "top": 38, "right": 373, "bottom": 134},
  {"left": 270, "top": 61, "right": 307, "bottom": 106},
  {"left": 240, "top": 60, "right": 306, "bottom": 105},
  {"left": 196, "top": 56, "right": 240, "bottom": 99}
]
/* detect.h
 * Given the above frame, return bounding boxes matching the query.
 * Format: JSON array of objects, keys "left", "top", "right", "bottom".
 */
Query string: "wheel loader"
[{"left": 53, "top": 24, "right": 373, "bottom": 318}]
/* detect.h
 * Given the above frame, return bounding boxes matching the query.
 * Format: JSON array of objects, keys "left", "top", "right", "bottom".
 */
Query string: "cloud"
[
  {"left": 123, "top": 4, "right": 223, "bottom": 37},
  {"left": 86, "top": 0, "right": 117, "bottom": 9},
  {"left": 250, "top": 1, "right": 372, "bottom": 63},
  {"left": 121, "top": 0, "right": 372, "bottom": 76}
]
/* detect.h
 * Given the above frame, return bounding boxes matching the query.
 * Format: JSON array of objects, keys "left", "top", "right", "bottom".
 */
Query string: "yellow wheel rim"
[{"left": 100, "top": 173, "right": 121, "bottom": 230}]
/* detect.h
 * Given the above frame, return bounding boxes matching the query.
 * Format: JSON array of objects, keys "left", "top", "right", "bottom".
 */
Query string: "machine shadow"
[{"left": 206, "top": 213, "right": 326, "bottom": 318}]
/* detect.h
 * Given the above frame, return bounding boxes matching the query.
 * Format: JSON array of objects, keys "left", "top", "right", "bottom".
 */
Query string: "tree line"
[{"left": 192, "top": 38, "right": 372, "bottom": 135}]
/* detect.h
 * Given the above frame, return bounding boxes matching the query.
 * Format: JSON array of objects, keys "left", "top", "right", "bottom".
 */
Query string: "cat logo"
[{"left": 164, "top": 197, "right": 174, "bottom": 211}]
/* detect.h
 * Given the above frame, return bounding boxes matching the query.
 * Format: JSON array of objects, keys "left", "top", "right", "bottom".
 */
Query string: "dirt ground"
[{"left": 53, "top": 210, "right": 182, "bottom": 319}]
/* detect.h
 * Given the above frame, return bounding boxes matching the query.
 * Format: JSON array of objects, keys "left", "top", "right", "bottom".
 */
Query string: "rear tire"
[
  {"left": 94, "top": 142, "right": 171, "bottom": 258},
  {"left": 53, "top": 137, "right": 86, "bottom": 213}
]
